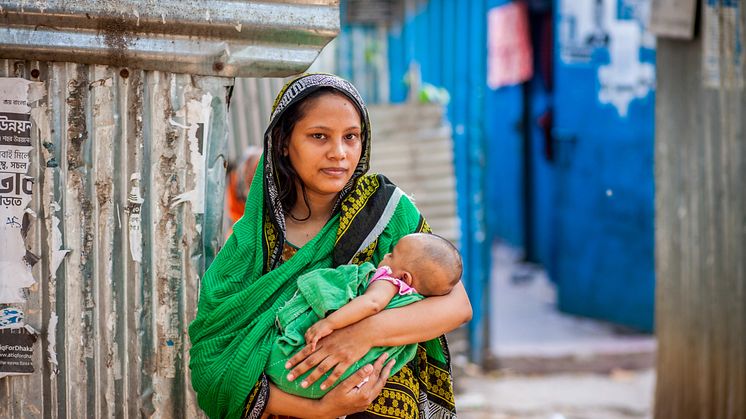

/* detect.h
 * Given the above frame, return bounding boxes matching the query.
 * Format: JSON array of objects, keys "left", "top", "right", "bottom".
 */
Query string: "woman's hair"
[{"left": 270, "top": 87, "right": 363, "bottom": 221}]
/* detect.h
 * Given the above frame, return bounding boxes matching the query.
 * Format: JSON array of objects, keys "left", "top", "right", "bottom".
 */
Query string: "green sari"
[{"left": 188, "top": 74, "right": 456, "bottom": 419}]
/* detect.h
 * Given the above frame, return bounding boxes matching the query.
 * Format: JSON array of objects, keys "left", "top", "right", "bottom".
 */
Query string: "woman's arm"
[
  {"left": 286, "top": 281, "right": 472, "bottom": 389},
  {"left": 264, "top": 354, "right": 396, "bottom": 418},
  {"left": 305, "top": 281, "right": 398, "bottom": 350},
  {"left": 362, "top": 280, "right": 472, "bottom": 346},
  {"left": 264, "top": 383, "right": 320, "bottom": 417}
]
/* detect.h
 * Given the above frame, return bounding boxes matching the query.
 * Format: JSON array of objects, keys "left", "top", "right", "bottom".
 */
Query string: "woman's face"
[{"left": 286, "top": 92, "right": 363, "bottom": 202}]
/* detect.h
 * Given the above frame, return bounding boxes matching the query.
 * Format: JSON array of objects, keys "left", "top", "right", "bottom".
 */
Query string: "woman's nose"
[{"left": 328, "top": 137, "right": 346, "bottom": 160}]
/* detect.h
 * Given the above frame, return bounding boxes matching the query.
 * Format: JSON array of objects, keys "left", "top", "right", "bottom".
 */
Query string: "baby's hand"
[{"left": 305, "top": 319, "right": 334, "bottom": 351}]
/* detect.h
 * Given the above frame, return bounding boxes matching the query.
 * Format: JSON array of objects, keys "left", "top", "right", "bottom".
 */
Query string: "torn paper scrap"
[
  {"left": 127, "top": 173, "right": 144, "bottom": 263},
  {"left": 50, "top": 202, "right": 71, "bottom": 279},
  {"left": 47, "top": 313, "right": 58, "bottom": 376},
  {"left": 0, "top": 262, "right": 34, "bottom": 303},
  {"left": 170, "top": 93, "right": 211, "bottom": 214}
]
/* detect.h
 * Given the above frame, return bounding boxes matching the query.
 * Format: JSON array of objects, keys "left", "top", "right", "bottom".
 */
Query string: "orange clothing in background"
[{"left": 225, "top": 147, "right": 262, "bottom": 235}]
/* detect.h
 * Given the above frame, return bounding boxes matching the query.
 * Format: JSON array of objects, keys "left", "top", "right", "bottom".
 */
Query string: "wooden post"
[{"left": 654, "top": 4, "right": 746, "bottom": 417}]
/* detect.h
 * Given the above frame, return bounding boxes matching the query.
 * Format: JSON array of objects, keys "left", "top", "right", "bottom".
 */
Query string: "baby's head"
[{"left": 379, "top": 233, "right": 463, "bottom": 296}]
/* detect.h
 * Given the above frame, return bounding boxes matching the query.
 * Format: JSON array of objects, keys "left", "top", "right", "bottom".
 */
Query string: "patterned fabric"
[
  {"left": 351, "top": 239, "right": 378, "bottom": 265},
  {"left": 414, "top": 338, "right": 457, "bottom": 419},
  {"left": 242, "top": 375, "right": 270, "bottom": 419},
  {"left": 360, "top": 365, "right": 420, "bottom": 419},
  {"left": 281, "top": 241, "right": 299, "bottom": 263}
]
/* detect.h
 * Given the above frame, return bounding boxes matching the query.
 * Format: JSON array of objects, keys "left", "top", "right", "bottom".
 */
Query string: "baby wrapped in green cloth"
[{"left": 266, "top": 233, "right": 463, "bottom": 398}]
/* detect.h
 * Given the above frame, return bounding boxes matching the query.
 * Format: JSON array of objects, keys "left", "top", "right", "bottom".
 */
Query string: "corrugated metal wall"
[
  {"left": 335, "top": 25, "right": 391, "bottom": 104},
  {"left": 654, "top": 1, "right": 745, "bottom": 417},
  {"left": 0, "top": 0, "right": 340, "bottom": 78},
  {"left": 227, "top": 77, "right": 286, "bottom": 163},
  {"left": 0, "top": 2, "right": 339, "bottom": 416},
  {"left": 0, "top": 60, "right": 231, "bottom": 418},
  {"left": 368, "top": 104, "right": 459, "bottom": 242}
]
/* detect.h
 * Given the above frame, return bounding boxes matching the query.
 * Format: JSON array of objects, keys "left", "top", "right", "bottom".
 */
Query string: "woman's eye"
[
  {"left": 311, "top": 133, "right": 325, "bottom": 140},
  {"left": 345, "top": 133, "right": 359, "bottom": 141}
]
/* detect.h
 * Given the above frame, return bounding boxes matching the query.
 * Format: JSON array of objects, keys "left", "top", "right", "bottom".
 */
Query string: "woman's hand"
[
  {"left": 316, "top": 353, "right": 396, "bottom": 418},
  {"left": 286, "top": 321, "right": 373, "bottom": 390},
  {"left": 264, "top": 354, "right": 394, "bottom": 419}
]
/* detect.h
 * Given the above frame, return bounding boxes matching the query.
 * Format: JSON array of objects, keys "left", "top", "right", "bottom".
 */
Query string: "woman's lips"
[{"left": 321, "top": 168, "right": 348, "bottom": 176}]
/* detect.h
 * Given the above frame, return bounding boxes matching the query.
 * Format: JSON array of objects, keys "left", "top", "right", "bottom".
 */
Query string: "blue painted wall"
[
  {"left": 334, "top": 1, "right": 387, "bottom": 104},
  {"left": 526, "top": 6, "right": 557, "bottom": 272},
  {"left": 482, "top": 1, "right": 525, "bottom": 252},
  {"left": 551, "top": 0, "right": 655, "bottom": 331},
  {"left": 528, "top": 75, "right": 555, "bottom": 270},
  {"left": 482, "top": 1, "right": 556, "bottom": 259},
  {"left": 387, "top": 0, "right": 491, "bottom": 361},
  {"left": 485, "top": 84, "right": 524, "bottom": 249}
]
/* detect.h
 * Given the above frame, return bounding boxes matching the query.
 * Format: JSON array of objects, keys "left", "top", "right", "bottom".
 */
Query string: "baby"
[{"left": 266, "top": 233, "right": 463, "bottom": 398}]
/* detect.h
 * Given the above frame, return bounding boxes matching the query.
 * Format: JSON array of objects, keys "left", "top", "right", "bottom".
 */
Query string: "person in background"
[
  {"left": 189, "top": 73, "right": 472, "bottom": 419},
  {"left": 225, "top": 146, "right": 262, "bottom": 235}
]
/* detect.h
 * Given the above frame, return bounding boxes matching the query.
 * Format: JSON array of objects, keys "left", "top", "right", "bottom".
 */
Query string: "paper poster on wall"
[
  {"left": 559, "top": 0, "right": 655, "bottom": 117},
  {"left": 703, "top": 0, "right": 743, "bottom": 89},
  {"left": 0, "top": 326, "right": 36, "bottom": 378},
  {"left": 558, "top": 0, "right": 611, "bottom": 63},
  {"left": 0, "top": 306, "right": 36, "bottom": 379},
  {"left": 487, "top": 2, "right": 534, "bottom": 89},
  {"left": 0, "top": 78, "right": 36, "bottom": 303}
]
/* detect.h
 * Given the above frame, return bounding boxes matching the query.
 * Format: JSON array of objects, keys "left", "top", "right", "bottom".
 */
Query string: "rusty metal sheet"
[
  {"left": 0, "top": 59, "right": 230, "bottom": 418},
  {"left": 0, "top": 0, "right": 339, "bottom": 77}
]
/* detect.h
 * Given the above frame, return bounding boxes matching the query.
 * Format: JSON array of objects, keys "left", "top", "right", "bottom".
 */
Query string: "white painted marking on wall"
[
  {"left": 559, "top": 0, "right": 656, "bottom": 116},
  {"left": 168, "top": 118, "right": 189, "bottom": 130},
  {"left": 597, "top": 10, "right": 655, "bottom": 117}
]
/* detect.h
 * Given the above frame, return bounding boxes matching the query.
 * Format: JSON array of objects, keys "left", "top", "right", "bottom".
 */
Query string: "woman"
[{"left": 189, "top": 74, "right": 472, "bottom": 419}]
